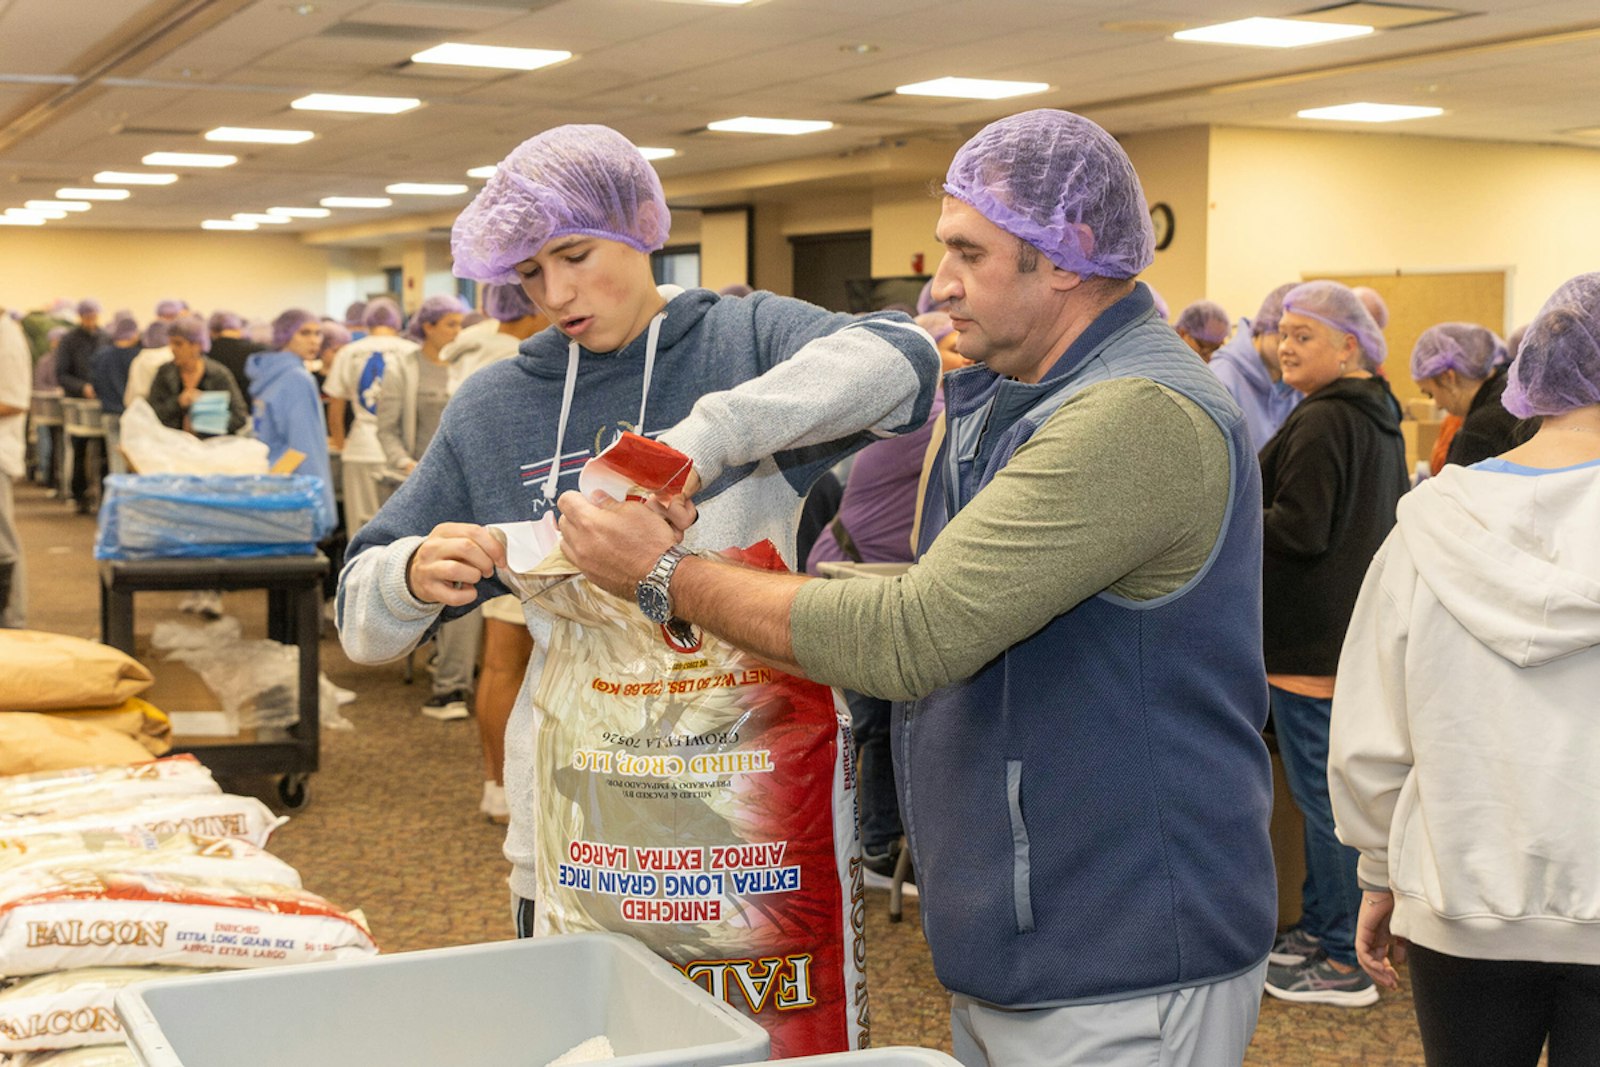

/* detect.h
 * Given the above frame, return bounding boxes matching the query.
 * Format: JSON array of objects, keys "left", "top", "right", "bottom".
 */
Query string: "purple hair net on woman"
[
  {"left": 1352, "top": 286, "right": 1389, "bottom": 330},
  {"left": 943, "top": 109, "right": 1155, "bottom": 279},
  {"left": 1503, "top": 272, "right": 1600, "bottom": 418},
  {"left": 1409, "top": 323, "right": 1505, "bottom": 382},
  {"left": 483, "top": 283, "right": 536, "bottom": 322},
  {"left": 1251, "top": 283, "right": 1297, "bottom": 338},
  {"left": 451, "top": 124, "right": 672, "bottom": 285},
  {"left": 362, "top": 298, "right": 403, "bottom": 332},
  {"left": 141, "top": 321, "right": 170, "bottom": 349},
  {"left": 272, "top": 308, "right": 318, "bottom": 350},
  {"left": 110, "top": 311, "right": 140, "bottom": 343},
  {"left": 406, "top": 294, "right": 467, "bottom": 340},
  {"left": 155, "top": 299, "right": 186, "bottom": 318},
  {"left": 77, "top": 298, "right": 102, "bottom": 318},
  {"left": 46, "top": 325, "right": 68, "bottom": 349},
  {"left": 166, "top": 314, "right": 211, "bottom": 353},
  {"left": 1282, "top": 281, "right": 1387, "bottom": 369},
  {"left": 1175, "top": 300, "right": 1230, "bottom": 344},
  {"left": 343, "top": 300, "right": 367, "bottom": 325},
  {"left": 208, "top": 310, "right": 243, "bottom": 334},
  {"left": 319, "top": 321, "right": 351, "bottom": 357}
]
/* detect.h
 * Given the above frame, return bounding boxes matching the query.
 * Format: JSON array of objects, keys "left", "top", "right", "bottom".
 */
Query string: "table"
[{"left": 99, "top": 553, "right": 329, "bottom": 808}]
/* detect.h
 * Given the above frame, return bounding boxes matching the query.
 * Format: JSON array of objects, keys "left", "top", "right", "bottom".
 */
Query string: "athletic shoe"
[
  {"left": 421, "top": 690, "right": 470, "bottom": 721},
  {"left": 481, "top": 781, "right": 509, "bottom": 824},
  {"left": 1269, "top": 927, "right": 1323, "bottom": 966},
  {"left": 1264, "top": 955, "right": 1379, "bottom": 1007}
]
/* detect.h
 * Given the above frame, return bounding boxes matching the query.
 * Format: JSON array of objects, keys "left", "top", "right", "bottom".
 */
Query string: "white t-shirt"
[
  {"left": 0, "top": 314, "right": 30, "bottom": 479},
  {"left": 325, "top": 334, "right": 418, "bottom": 465}
]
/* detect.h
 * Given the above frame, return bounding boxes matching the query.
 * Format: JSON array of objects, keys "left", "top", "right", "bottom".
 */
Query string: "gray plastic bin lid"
[
  {"left": 748, "top": 1050, "right": 961, "bottom": 1065},
  {"left": 115, "top": 931, "right": 769, "bottom": 1067}
]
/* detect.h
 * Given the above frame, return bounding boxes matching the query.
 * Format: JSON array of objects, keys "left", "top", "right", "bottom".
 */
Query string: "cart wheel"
[{"left": 277, "top": 774, "right": 310, "bottom": 810}]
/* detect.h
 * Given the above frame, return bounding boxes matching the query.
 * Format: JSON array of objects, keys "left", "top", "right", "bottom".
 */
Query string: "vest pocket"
[{"left": 1006, "top": 759, "right": 1035, "bottom": 933}]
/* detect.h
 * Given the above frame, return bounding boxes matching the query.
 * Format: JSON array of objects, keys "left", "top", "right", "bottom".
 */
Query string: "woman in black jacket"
[
  {"left": 1410, "top": 322, "right": 1530, "bottom": 467},
  {"left": 1259, "top": 280, "right": 1408, "bottom": 1008}
]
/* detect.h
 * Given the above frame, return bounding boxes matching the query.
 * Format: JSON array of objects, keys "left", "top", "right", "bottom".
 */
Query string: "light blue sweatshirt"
[
  {"left": 247, "top": 351, "right": 335, "bottom": 537},
  {"left": 1209, "top": 317, "right": 1300, "bottom": 453}
]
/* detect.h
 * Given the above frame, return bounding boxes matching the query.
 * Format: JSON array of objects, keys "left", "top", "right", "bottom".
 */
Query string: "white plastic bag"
[
  {"left": 157, "top": 624, "right": 353, "bottom": 733},
  {"left": 115, "top": 400, "right": 266, "bottom": 476}
]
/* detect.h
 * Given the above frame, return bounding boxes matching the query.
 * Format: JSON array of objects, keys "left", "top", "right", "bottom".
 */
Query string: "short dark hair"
[{"left": 1015, "top": 239, "right": 1040, "bottom": 274}]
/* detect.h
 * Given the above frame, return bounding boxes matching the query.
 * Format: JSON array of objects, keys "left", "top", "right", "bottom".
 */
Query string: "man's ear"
[{"left": 1048, "top": 222, "right": 1096, "bottom": 291}]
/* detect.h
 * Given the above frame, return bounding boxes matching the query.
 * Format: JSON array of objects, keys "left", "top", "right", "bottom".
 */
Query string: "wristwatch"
[{"left": 636, "top": 545, "right": 692, "bottom": 624}]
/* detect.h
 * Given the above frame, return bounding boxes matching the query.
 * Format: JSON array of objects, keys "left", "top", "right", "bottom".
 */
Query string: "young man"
[
  {"left": 557, "top": 109, "right": 1276, "bottom": 1067},
  {"left": 1209, "top": 282, "right": 1301, "bottom": 451},
  {"left": 324, "top": 298, "right": 415, "bottom": 536},
  {"left": 336, "top": 124, "right": 939, "bottom": 930}
]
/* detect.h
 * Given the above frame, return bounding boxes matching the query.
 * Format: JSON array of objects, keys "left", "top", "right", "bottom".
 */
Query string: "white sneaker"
[
  {"left": 329, "top": 684, "right": 357, "bottom": 707},
  {"left": 481, "top": 781, "right": 509, "bottom": 824},
  {"left": 421, "top": 690, "right": 470, "bottom": 721}
]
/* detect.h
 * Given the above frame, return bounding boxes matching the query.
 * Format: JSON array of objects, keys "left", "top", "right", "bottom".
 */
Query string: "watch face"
[{"left": 637, "top": 582, "right": 672, "bottom": 624}]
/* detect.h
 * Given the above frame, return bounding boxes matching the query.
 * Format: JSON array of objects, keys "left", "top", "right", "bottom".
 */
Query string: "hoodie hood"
[
  {"left": 1398, "top": 463, "right": 1600, "bottom": 666},
  {"left": 1209, "top": 319, "right": 1272, "bottom": 391},
  {"left": 1301, "top": 375, "right": 1403, "bottom": 437},
  {"left": 246, "top": 350, "right": 311, "bottom": 391}
]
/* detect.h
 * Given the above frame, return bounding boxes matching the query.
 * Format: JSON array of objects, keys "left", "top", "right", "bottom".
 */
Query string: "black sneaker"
[
  {"left": 862, "top": 842, "right": 916, "bottom": 885},
  {"left": 421, "top": 690, "right": 470, "bottom": 721}
]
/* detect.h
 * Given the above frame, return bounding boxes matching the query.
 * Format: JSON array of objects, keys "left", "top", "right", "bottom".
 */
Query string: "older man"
[
  {"left": 559, "top": 109, "right": 1276, "bottom": 1067},
  {"left": 56, "top": 299, "right": 107, "bottom": 513}
]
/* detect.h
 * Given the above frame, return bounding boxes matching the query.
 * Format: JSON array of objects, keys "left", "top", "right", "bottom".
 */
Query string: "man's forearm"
[{"left": 674, "top": 556, "right": 809, "bottom": 675}]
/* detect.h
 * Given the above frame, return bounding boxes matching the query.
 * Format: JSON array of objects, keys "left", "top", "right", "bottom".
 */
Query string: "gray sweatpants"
[
  {"left": 432, "top": 607, "right": 482, "bottom": 697},
  {"left": 0, "top": 471, "right": 27, "bottom": 627},
  {"left": 950, "top": 958, "right": 1268, "bottom": 1067}
]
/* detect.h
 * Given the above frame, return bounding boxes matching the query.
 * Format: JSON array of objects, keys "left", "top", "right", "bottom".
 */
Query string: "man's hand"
[
  {"left": 406, "top": 522, "right": 508, "bottom": 606},
  {"left": 178, "top": 387, "right": 199, "bottom": 409},
  {"left": 83, "top": 384, "right": 96, "bottom": 400},
  {"left": 557, "top": 491, "right": 680, "bottom": 600}
]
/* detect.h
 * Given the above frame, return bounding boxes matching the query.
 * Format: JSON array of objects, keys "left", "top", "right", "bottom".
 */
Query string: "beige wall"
[
  {"left": 698, "top": 209, "right": 751, "bottom": 292},
  {"left": 0, "top": 229, "right": 362, "bottom": 322},
  {"left": 869, "top": 182, "right": 942, "bottom": 280},
  {"left": 1207, "top": 126, "right": 1600, "bottom": 333},
  {"left": 1120, "top": 127, "right": 1211, "bottom": 321}
]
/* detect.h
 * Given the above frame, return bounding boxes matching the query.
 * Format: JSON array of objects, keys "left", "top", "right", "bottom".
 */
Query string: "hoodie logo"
[{"left": 357, "top": 351, "right": 387, "bottom": 415}]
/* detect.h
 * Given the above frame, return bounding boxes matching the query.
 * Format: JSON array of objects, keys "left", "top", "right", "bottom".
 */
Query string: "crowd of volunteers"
[{"left": 3, "top": 105, "right": 1596, "bottom": 1067}]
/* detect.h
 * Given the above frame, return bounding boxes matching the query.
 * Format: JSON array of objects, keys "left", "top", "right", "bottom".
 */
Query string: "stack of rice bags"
[{"left": 0, "top": 756, "right": 377, "bottom": 1065}]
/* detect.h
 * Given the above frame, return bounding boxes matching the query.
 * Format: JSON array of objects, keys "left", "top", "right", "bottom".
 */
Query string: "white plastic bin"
[
  {"left": 115, "top": 932, "right": 770, "bottom": 1067},
  {"left": 753, "top": 1051, "right": 961, "bottom": 1065}
]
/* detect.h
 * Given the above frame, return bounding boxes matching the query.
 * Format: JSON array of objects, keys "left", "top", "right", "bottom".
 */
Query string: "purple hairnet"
[
  {"left": 1353, "top": 286, "right": 1389, "bottom": 330},
  {"left": 717, "top": 283, "right": 754, "bottom": 299},
  {"left": 155, "top": 299, "right": 186, "bottom": 318},
  {"left": 319, "top": 320, "right": 351, "bottom": 357},
  {"left": 166, "top": 314, "right": 211, "bottom": 353},
  {"left": 406, "top": 294, "right": 467, "bottom": 340},
  {"left": 915, "top": 310, "right": 953, "bottom": 342},
  {"left": 362, "top": 297, "right": 403, "bottom": 332},
  {"left": 1175, "top": 300, "right": 1230, "bottom": 344},
  {"left": 483, "top": 282, "right": 537, "bottom": 322},
  {"left": 208, "top": 310, "right": 243, "bottom": 334},
  {"left": 1146, "top": 285, "right": 1169, "bottom": 321},
  {"left": 1504, "top": 324, "right": 1526, "bottom": 363},
  {"left": 461, "top": 311, "right": 487, "bottom": 330},
  {"left": 944, "top": 109, "right": 1154, "bottom": 280},
  {"left": 141, "top": 321, "right": 169, "bottom": 349},
  {"left": 110, "top": 311, "right": 139, "bottom": 343},
  {"left": 1409, "top": 323, "right": 1505, "bottom": 382},
  {"left": 1503, "top": 272, "right": 1600, "bottom": 418},
  {"left": 451, "top": 124, "right": 672, "bottom": 285},
  {"left": 916, "top": 279, "right": 950, "bottom": 315},
  {"left": 272, "top": 308, "right": 318, "bottom": 350},
  {"left": 1282, "top": 281, "right": 1387, "bottom": 369},
  {"left": 77, "top": 299, "right": 101, "bottom": 318},
  {"left": 1251, "top": 283, "right": 1297, "bottom": 338},
  {"left": 343, "top": 300, "right": 367, "bottom": 325},
  {"left": 46, "top": 326, "right": 68, "bottom": 348}
]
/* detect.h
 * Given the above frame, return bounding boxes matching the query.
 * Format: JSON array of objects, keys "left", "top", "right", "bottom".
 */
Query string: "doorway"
[{"left": 791, "top": 231, "right": 871, "bottom": 313}]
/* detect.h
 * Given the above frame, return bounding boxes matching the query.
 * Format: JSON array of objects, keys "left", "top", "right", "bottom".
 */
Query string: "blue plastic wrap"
[{"left": 95, "top": 473, "right": 330, "bottom": 560}]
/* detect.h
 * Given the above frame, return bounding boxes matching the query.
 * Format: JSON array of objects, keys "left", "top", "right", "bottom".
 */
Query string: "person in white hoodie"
[
  {"left": 442, "top": 283, "right": 547, "bottom": 397},
  {"left": 1330, "top": 271, "right": 1600, "bottom": 1067}
]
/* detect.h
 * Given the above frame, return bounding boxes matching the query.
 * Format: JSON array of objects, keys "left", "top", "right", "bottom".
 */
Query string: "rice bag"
[
  {"left": 0, "top": 869, "right": 377, "bottom": 977},
  {"left": 0, "top": 759, "right": 215, "bottom": 814},
  {"left": 5, "top": 1044, "right": 138, "bottom": 1065},
  {"left": 0, "top": 794, "right": 286, "bottom": 850},
  {"left": 0, "top": 832, "right": 300, "bottom": 890},
  {"left": 0, "top": 967, "right": 205, "bottom": 1053},
  {"left": 522, "top": 531, "right": 867, "bottom": 1058}
]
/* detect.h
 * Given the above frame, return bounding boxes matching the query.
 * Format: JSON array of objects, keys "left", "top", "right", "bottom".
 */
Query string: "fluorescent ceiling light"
[
  {"left": 205, "top": 126, "right": 315, "bottom": 145},
  {"left": 895, "top": 76, "right": 1049, "bottom": 100},
  {"left": 385, "top": 182, "right": 469, "bottom": 196},
  {"left": 142, "top": 151, "right": 238, "bottom": 168},
  {"left": 202, "top": 219, "right": 257, "bottom": 230},
  {"left": 0, "top": 215, "right": 46, "bottom": 226},
  {"left": 320, "top": 196, "right": 392, "bottom": 208},
  {"left": 233, "top": 213, "right": 291, "bottom": 224},
  {"left": 95, "top": 171, "right": 177, "bottom": 185},
  {"left": 1298, "top": 102, "right": 1444, "bottom": 122},
  {"left": 466, "top": 165, "right": 497, "bottom": 179},
  {"left": 707, "top": 116, "right": 833, "bottom": 135},
  {"left": 292, "top": 93, "right": 421, "bottom": 115},
  {"left": 410, "top": 42, "right": 571, "bottom": 71},
  {"left": 267, "top": 206, "right": 331, "bottom": 218},
  {"left": 1174, "top": 17, "right": 1373, "bottom": 48},
  {"left": 26, "top": 200, "right": 90, "bottom": 212},
  {"left": 10, "top": 207, "right": 66, "bottom": 220},
  {"left": 58, "top": 187, "right": 129, "bottom": 200},
  {"left": 638, "top": 147, "right": 677, "bottom": 161}
]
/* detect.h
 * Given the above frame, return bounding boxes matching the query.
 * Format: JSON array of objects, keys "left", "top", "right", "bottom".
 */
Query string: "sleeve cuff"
[
  {"left": 378, "top": 535, "right": 444, "bottom": 623},
  {"left": 658, "top": 416, "right": 734, "bottom": 491},
  {"left": 1356, "top": 855, "right": 1390, "bottom": 892}
]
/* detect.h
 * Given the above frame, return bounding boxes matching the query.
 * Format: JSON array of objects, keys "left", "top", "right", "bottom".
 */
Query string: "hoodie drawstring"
[{"left": 637, "top": 311, "right": 665, "bottom": 436}]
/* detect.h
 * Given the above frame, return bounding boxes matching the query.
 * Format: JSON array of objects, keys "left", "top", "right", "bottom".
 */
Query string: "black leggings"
[{"left": 1409, "top": 943, "right": 1600, "bottom": 1067}]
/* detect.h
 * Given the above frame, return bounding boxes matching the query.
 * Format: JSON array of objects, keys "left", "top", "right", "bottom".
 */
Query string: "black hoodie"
[{"left": 1260, "top": 376, "right": 1408, "bottom": 675}]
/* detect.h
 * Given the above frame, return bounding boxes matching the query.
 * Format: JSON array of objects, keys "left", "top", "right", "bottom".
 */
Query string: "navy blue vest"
[{"left": 898, "top": 285, "right": 1276, "bottom": 1007}]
